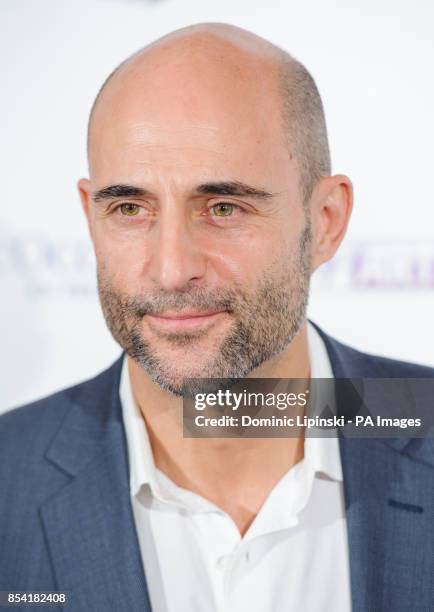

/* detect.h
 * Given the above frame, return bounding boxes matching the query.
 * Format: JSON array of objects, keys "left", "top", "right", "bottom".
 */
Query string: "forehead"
[{"left": 88, "top": 43, "right": 292, "bottom": 186}]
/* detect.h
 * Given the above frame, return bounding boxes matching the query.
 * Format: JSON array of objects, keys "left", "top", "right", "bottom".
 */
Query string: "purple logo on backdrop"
[
  {"left": 0, "top": 232, "right": 433, "bottom": 297},
  {"left": 317, "top": 239, "right": 434, "bottom": 290}
]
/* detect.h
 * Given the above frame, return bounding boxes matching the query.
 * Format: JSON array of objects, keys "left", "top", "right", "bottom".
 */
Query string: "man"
[{"left": 0, "top": 22, "right": 433, "bottom": 612}]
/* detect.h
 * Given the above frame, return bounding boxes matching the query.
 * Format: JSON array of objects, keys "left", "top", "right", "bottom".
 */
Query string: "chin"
[{"left": 135, "top": 353, "right": 236, "bottom": 397}]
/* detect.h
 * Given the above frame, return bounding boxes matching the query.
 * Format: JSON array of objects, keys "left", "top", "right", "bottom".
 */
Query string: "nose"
[{"left": 147, "top": 207, "right": 207, "bottom": 292}]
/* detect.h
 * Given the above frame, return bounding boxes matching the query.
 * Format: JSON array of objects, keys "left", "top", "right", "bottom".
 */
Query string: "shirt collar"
[
  {"left": 121, "top": 321, "right": 343, "bottom": 500},
  {"left": 120, "top": 359, "right": 158, "bottom": 497}
]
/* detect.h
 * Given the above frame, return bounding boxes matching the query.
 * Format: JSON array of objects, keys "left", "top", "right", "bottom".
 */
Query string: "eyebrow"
[
  {"left": 195, "top": 181, "right": 276, "bottom": 199},
  {"left": 92, "top": 184, "right": 152, "bottom": 202},
  {"left": 92, "top": 181, "right": 276, "bottom": 203}
]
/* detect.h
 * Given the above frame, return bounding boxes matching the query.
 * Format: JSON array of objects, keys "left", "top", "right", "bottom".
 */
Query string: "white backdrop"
[{"left": 1, "top": 0, "right": 433, "bottom": 412}]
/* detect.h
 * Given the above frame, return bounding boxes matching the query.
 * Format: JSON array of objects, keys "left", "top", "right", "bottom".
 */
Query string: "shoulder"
[
  {"left": 338, "top": 338, "right": 433, "bottom": 377},
  {"left": 0, "top": 354, "right": 124, "bottom": 456},
  {"left": 0, "top": 354, "right": 125, "bottom": 554},
  {"left": 310, "top": 320, "right": 434, "bottom": 378}
]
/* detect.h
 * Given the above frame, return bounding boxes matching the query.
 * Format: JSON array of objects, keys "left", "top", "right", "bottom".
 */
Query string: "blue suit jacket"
[{"left": 1, "top": 323, "right": 433, "bottom": 611}]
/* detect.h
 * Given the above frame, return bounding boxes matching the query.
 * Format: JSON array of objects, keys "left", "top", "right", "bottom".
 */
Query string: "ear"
[
  {"left": 309, "top": 174, "right": 353, "bottom": 273},
  {"left": 77, "top": 178, "right": 95, "bottom": 243}
]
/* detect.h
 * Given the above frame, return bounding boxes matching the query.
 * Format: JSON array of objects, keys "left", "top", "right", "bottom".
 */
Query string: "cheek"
[
  {"left": 94, "top": 231, "right": 148, "bottom": 290},
  {"left": 207, "top": 225, "right": 293, "bottom": 289}
]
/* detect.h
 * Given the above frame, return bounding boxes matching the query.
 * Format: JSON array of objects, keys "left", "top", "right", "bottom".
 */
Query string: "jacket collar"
[
  {"left": 45, "top": 354, "right": 125, "bottom": 477},
  {"left": 312, "top": 319, "right": 434, "bottom": 465}
]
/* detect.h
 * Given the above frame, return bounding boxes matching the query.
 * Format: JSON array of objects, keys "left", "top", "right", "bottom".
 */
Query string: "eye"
[
  {"left": 118, "top": 202, "right": 141, "bottom": 216},
  {"left": 210, "top": 202, "right": 236, "bottom": 217}
]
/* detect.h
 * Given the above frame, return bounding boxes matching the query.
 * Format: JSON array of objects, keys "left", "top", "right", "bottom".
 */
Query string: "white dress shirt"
[{"left": 121, "top": 322, "right": 352, "bottom": 612}]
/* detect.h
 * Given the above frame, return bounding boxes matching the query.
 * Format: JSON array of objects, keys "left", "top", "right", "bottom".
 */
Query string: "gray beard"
[{"left": 98, "top": 222, "right": 312, "bottom": 397}]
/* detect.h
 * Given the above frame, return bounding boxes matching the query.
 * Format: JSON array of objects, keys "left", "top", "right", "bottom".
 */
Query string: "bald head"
[{"left": 88, "top": 23, "right": 331, "bottom": 204}]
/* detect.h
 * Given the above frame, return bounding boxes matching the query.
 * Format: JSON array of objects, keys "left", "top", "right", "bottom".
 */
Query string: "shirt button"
[{"left": 216, "top": 555, "right": 227, "bottom": 570}]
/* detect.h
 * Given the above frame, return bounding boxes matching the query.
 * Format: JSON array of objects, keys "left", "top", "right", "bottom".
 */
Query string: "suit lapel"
[
  {"left": 40, "top": 355, "right": 152, "bottom": 612},
  {"left": 317, "top": 325, "right": 434, "bottom": 612},
  {"left": 339, "top": 436, "right": 434, "bottom": 611}
]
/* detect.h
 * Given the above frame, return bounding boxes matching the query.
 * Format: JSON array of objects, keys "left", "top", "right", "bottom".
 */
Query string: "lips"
[
  {"left": 150, "top": 310, "right": 224, "bottom": 320},
  {"left": 145, "top": 310, "right": 227, "bottom": 333}
]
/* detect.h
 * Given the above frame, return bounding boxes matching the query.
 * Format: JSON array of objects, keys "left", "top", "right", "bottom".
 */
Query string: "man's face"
[{"left": 82, "top": 48, "right": 313, "bottom": 396}]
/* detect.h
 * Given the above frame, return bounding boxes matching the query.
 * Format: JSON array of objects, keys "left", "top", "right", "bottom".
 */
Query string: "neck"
[{"left": 128, "top": 322, "right": 310, "bottom": 535}]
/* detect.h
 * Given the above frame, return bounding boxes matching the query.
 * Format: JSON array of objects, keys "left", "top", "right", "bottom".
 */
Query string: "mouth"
[{"left": 145, "top": 310, "right": 228, "bottom": 333}]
